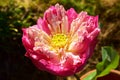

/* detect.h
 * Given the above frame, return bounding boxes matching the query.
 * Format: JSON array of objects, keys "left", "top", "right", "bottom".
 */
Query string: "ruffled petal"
[
  {"left": 66, "top": 8, "right": 78, "bottom": 28},
  {"left": 70, "top": 11, "right": 87, "bottom": 36},
  {"left": 37, "top": 18, "right": 51, "bottom": 35},
  {"left": 22, "top": 25, "right": 39, "bottom": 50},
  {"left": 44, "top": 4, "right": 69, "bottom": 34}
]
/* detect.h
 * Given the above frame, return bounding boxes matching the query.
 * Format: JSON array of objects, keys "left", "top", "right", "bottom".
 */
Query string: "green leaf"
[
  {"left": 96, "top": 46, "right": 119, "bottom": 78},
  {"left": 82, "top": 70, "right": 97, "bottom": 80}
]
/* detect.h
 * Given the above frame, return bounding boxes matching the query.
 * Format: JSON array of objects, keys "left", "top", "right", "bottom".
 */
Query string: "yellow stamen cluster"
[{"left": 51, "top": 34, "right": 68, "bottom": 48}]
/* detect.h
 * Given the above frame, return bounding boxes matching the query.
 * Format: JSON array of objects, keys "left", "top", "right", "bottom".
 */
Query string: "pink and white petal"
[
  {"left": 22, "top": 25, "right": 40, "bottom": 50},
  {"left": 23, "top": 25, "right": 51, "bottom": 51},
  {"left": 22, "top": 28, "right": 33, "bottom": 50},
  {"left": 86, "top": 16, "right": 99, "bottom": 33},
  {"left": 70, "top": 11, "right": 88, "bottom": 36},
  {"left": 56, "top": 4, "right": 69, "bottom": 33},
  {"left": 69, "top": 52, "right": 82, "bottom": 65},
  {"left": 68, "top": 37, "right": 90, "bottom": 54},
  {"left": 55, "top": 4, "right": 65, "bottom": 19},
  {"left": 44, "top": 4, "right": 69, "bottom": 34},
  {"left": 28, "top": 52, "right": 50, "bottom": 71},
  {"left": 44, "top": 8, "right": 57, "bottom": 33},
  {"left": 61, "top": 16, "right": 69, "bottom": 34},
  {"left": 33, "top": 40, "right": 61, "bottom": 64},
  {"left": 62, "top": 52, "right": 81, "bottom": 70},
  {"left": 37, "top": 18, "right": 51, "bottom": 35},
  {"left": 43, "top": 5, "right": 60, "bottom": 33},
  {"left": 87, "top": 28, "right": 100, "bottom": 41},
  {"left": 68, "top": 26, "right": 91, "bottom": 53},
  {"left": 66, "top": 8, "right": 78, "bottom": 24},
  {"left": 75, "top": 49, "right": 89, "bottom": 72}
]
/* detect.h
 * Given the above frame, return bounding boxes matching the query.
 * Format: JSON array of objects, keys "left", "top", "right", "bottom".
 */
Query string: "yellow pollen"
[{"left": 51, "top": 34, "right": 68, "bottom": 48}]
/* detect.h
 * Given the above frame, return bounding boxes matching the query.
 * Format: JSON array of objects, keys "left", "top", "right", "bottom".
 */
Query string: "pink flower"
[{"left": 22, "top": 4, "right": 100, "bottom": 76}]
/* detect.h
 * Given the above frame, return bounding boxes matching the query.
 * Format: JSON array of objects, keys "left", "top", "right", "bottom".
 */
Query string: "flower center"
[{"left": 51, "top": 34, "right": 68, "bottom": 48}]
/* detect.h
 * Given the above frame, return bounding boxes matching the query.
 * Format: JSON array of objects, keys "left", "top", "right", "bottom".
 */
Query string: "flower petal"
[
  {"left": 70, "top": 11, "right": 87, "bottom": 36},
  {"left": 66, "top": 8, "right": 78, "bottom": 25},
  {"left": 37, "top": 18, "right": 51, "bottom": 35},
  {"left": 44, "top": 4, "right": 69, "bottom": 34},
  {"left": 22, "top": 25, "right": 39, "bottom": 50}
]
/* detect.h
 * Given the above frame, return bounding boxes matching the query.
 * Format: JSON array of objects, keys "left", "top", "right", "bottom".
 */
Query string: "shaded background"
[{"left": 0, "top": 0, "right": 120, "bottom": 80}]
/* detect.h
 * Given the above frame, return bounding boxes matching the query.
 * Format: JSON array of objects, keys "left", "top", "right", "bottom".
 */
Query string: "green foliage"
[
  {"left": 0, "top": 0, "right": 33, "bottom": 38},
  {"left": 96, "top": 46, "right": 119, "bottom": 78},
  {"left": 60, "top": 0, "right": 96, "bottom": 15},
  {"left": 83, "top": 46, "right": 119, "bottom": 80},
  {"left": 82, "top": 70, "right": 96, "bottom": 80}
]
